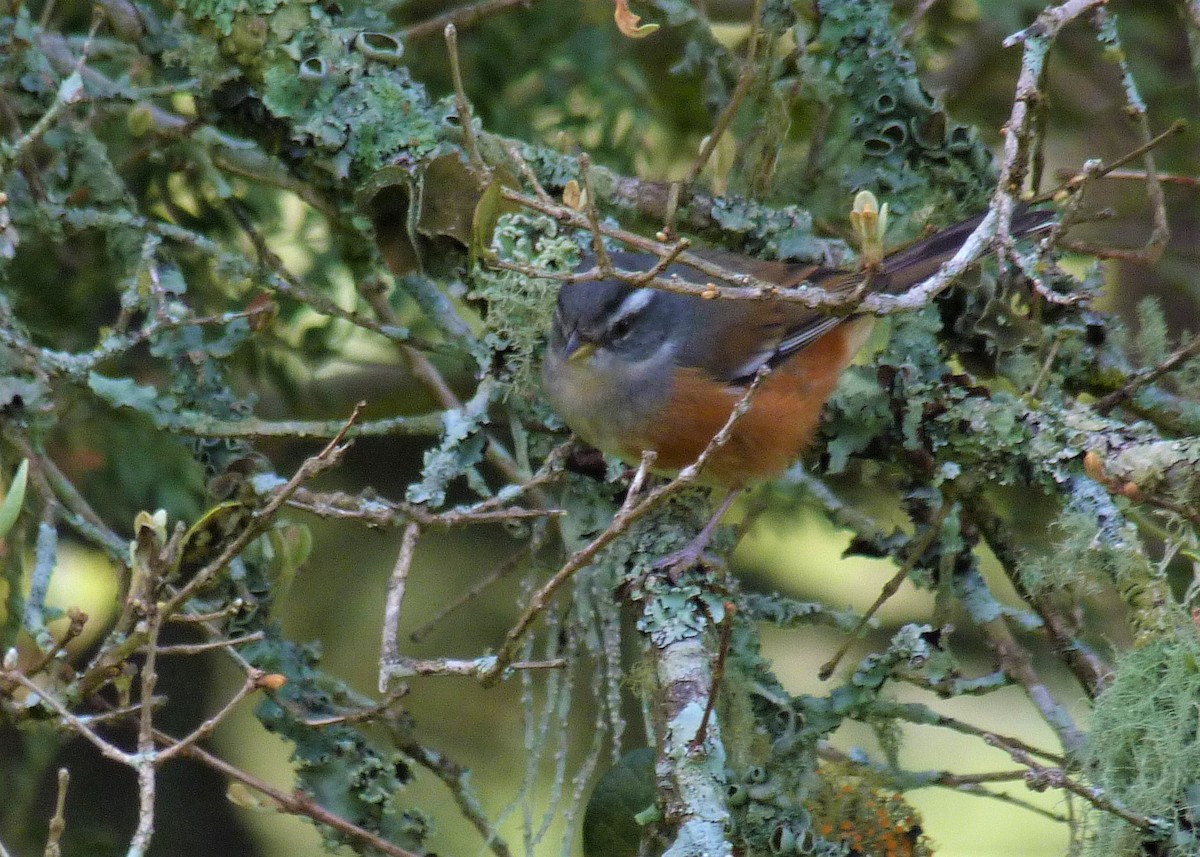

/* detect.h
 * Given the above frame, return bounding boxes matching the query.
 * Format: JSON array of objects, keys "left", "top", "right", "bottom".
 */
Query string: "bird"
[{"left": 543, "top": 207, "right": 1054, "bottom": 490}]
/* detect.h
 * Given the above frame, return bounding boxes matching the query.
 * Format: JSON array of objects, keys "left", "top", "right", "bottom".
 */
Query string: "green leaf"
[
  {"left": 583, "top": 748, "right": 657, "bottom": 857},
  {"left": 0, "top": 460, "right": 29, "bottom": 539},
  {"left": 470, "top": 179, "right": 504, "bottom": 268}
]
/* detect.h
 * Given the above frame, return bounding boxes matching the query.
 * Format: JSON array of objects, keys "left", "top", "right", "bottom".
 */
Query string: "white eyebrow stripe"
[{"left": 611, "top": 288, "right": 655, "bottom": 323}]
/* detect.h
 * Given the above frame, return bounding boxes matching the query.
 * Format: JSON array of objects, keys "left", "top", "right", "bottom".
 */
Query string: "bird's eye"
[{"left": 609, "top": 317, "right": 634, "bottom": 341}]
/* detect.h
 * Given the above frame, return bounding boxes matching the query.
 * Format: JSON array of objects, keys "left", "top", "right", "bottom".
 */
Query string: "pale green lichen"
[
  {"left": 1082, "top": 632, "right": 1200, "bottom": 856},
  {"left": 469, "top": 212, "right": 579, "bottom": 400}
]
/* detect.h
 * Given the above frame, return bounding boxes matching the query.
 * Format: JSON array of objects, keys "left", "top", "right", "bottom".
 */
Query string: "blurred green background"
[{"left": 3, "top": 0, "right": 1199, "bottom": 855}]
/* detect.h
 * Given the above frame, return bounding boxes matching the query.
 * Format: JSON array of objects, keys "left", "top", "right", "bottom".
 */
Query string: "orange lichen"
[{"left": 808, "top": 761, "right": 933, "bottom": 857}]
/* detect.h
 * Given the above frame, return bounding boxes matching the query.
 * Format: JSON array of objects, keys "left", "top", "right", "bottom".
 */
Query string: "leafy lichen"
[{"left": 469, "top": 212, "right": 579, "bottom": 400}]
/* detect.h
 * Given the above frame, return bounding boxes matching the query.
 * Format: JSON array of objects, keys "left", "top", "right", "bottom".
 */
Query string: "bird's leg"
[{"left": 653, "top": 488, "right": 742, "bottom": 583}]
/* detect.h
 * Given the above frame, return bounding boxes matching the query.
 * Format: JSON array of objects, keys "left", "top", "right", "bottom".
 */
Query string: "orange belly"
[{"left": 625, "top": 319, "right": 871, "bottom": 486}]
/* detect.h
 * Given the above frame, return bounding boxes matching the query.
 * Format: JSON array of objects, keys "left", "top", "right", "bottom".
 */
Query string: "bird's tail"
[{"left": 877, "top": 206, "right": 1055, "bottom": 293}]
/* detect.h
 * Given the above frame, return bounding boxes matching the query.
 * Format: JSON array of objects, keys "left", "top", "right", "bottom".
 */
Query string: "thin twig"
[
  {"left": 885, "top": 702, "right": 1064, "bottom": 765},
  {"left": 26, "top": 607, "right": 87, "bottom": 677},
  {"left": 682, "top": 0, "right": 764, "bottom": 188},
  {"left": 129, "top": 602, "right": 161, "bottom": 856},
  {"left": 382, "top": 657, "right": 566, "bottom": 678},
  {"left": 1096, "top": 331, "right": 1200, "bottom": 414},
  {"left": 974, "top": 605, "right": 1084, "bottom": 751},
  {"left": 621, "top": 450, "right": 657, "bottom": 513},
  {"left": 1094, "top": 7, "right": 1169, "bottom": 263},
  {"left": 154, "top": 632, "right": 266, "bottom": 656},
  {"left": 395, "top": 739, "right": 514, "bottom": 857},
  {"left": 688, "top": 601, "right": 735, "bottom": 751},
  {"left": 409, "top": 544, "right": 533, "bottom": 643},
  {"left": 42, "top": 768, "right": 69, "bottom": 857},
  {"left": 962, "top": 490, "right": 1112, "bottom": 697},
  {"left": 1036, "top": 120, "right": 1186, "bottom": 204},
  {"left": 301, "top": 688, "right": 409, "bottom": 727},
  {"left": 816, "top": 745, "right": 1066, "bottom": 822},
  {"left": 2, "top": 669, "right": 133, "bottom": 764},
  {"left": 160, "top": 736, "right": 424, "bottom": 857},
  {"left": 288, "top": 485, "right": 560, "bottom": 529},
  {"left": 156, "top": 671, "right": 263, "bottom": 762},
  {"left": 986, "top": 734, "right": 1170, "bottom": 835},
  {"left": 503, "top": 140, "right": 553, "bottom": 203},
  {"left": 819, "top": 501, "right": 954, "bottom": 680},
  {"left": 1027, "top": 329, "right": 1066, "bottom": 398},
  {"left": 2, "top": 13, "right": 100, "bottom": 164},
  {"left": 379, "top": 521, "right": 422, "bottom": 691},
  {"left": 900, "top": 0, "right": 942, "bottom": 40},
  {"left": 163, "top": 403, "right": 364, "bottom": 614},
  {"left": 403, "top": 0, "right": 535, "bottom": 40},
  {"left": 1057, "top": 168, "right": 1200, "bottom": 188},
  {"left": 228, "top": 206, "right": 418, "bottom": 345},
  {"left": 445, "top": 24, "right": 485, "bottom": 174},
  {"left": 579, "top": 153, "right": 613, "bottom": 272}
]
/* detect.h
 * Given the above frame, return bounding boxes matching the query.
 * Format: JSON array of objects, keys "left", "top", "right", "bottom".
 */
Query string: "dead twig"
[
  {"left": 403, "top": 0, "right": 536, "bottom": 41},
  {"left": 986, "top": 734, "right": 1170, "bottom": 836}
]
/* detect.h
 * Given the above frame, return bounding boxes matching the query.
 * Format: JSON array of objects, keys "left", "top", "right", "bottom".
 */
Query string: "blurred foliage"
[{"left": 1, "top": 0, "right": 1200, "bottom": 856}]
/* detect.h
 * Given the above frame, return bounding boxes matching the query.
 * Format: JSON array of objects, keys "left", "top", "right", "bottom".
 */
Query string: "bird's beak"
[{"left": 564, "top": 331, "right": 597, "bottom": 363}]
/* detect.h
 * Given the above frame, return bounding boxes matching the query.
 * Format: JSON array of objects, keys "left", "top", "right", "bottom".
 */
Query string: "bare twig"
[
  {"left": 157, "top": 670, "right": 262, "bottom": 762},
  {"left": 621, "top": 450, "right": 657, "bottom": 513},
  {"left": 986, "top": 734, "right": 1170, "bottom": 835},
  {"left": 395, "top": 739, "right": 514, "bottom": 857},
  {"left": 154, "top": 632, "right": 265, "bottom": 656},
  {"left": 819, "top": 501, "right": 954, "bottom": 680},
  {"left": 1042, "top": 120, "right": 1186, "bottom": 202},
  {"left": 409, "top": 543, "right": 534, "bottom": 643},
  {"left": 163, "top": 402, "right": 364, "bottom": 614},
  {"left": 900, "top": 0, "right": 942, "bottom": 40},
  {"left": 27, "top": 607, "right": 88, "bottom": 677},
  {"left": 382, "top": 657, "right": 566, "bottom": 679},
  {"left": 580, "top": 154, "right": 613, "bottom": 272},
  {"left": 1096, "top": 331, "right": 1200, "bottom": 414},
  {"left": 688, "top": 601, "right": 735, "bottom": 751},
  {"left": 1058, "top": 168, "right": 1200, "bottom": 188},
  {"left": 161, "top": 737, "right": 424, "bottom": 857},
  {"left": 42, "top": 768, "right": 69, "bottom": 857},
  {"left": 2, "top": 13, "right": 99, "bottom": 164},
  {"left": 503, "top": 140, "right": 553, "bottom": 203},
  {"left": 301, "top": 688, "right": 409, "bottom": 727},
  {"left": 169, "top": 603, "right": 245, "bottom": 623},
  {"left": 962, "top": 491, "right": 1112, "bottom": 698},
  {"left": 1027, "top": 330, "right": 1066, "bottom": 398},
  {"left": 683, "top": 0, "right": 764, "bottom": 188},
  {"left": 816, "top": 745, "right": 1065, "bottom": 823},
  {"left": 379, "top": 521, "right": 422, "bottom": 691},
  {"left": 1095, "top": 7, "right": 1169, "bottom": 263},
  {"left": 2, "top": 669, "right": 134, "bottom": 764},
  {"left": 228, "top": 208, "right": 419, "bottom": 346},
  {"left": 445, "top": 24, "right": 485, "bottom": 174},
  {"left": 404, "top": 0, "right": 536, "bottom": 40},
  {"left": 974, "top": 605, "right": 1083, "bottom": 752},
  {"left": 885, "top": 702, "right": 1064, "bottom": 765}
]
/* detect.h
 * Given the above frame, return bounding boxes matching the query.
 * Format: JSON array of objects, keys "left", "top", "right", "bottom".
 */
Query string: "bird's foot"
[
  {"left": 651, "top": 541, "right": 726, "bottom": 585},
  {"left": 650, "top": 488, "right": 742, "bottom": 584}
]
